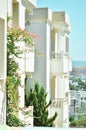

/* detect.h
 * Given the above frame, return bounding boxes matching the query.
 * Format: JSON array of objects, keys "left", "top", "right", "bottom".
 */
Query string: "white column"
[
  {"left": 54, "top": 32, "right": 58, "bottom": 52},
  {"left": 55, "top": 32, "right": 61, "bottom": 52},
  {"left": 13, "top": 2, "right": 25, "bottom": 28},
  {"left": 19, "top": 4, "right": 26, "bottom": 29},
  {"left": 46, "top": 23, "right": 51, "bottom": 103},
  {"left": 0, "top": 86, "right": 4, "bottom": 124},
  {"left": 13, "top": 2, "right": 26, "bottom": 109},
  {"left": 0, "top": 18, "right": 7, "bottom": 124},
  {"left": 7, "top": 0, "right": 13, "bottom": 16},
  {"left": 54, "top": 76, "right": 58, "bottom": 99},
  {"left": 0, "top": 19, "right": 6, "bottom": 79}
]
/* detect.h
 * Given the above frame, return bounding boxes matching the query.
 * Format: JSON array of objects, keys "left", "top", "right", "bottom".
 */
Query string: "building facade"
[
  {"left": 0, "top": 0, "right": 7, "bottom": 124},
  {"left": 26, "top": 8, "right": 72, "bottom": 127},
  {"left": 70, "top": 90, "right": 86, "bottom": 119},
  {"left": 0, "top": 0, "right": 72, "bottom": 127},
  {"left": 0, "top": 0, "right": 36, "bottom": 125},
  {"left": 7, "top": 0, "right": 37, "bottom": 126}
]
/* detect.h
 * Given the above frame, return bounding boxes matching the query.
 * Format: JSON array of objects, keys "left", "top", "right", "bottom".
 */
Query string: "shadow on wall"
[{"left": 0, "top": 85, "right": 4, "bottom": 124}]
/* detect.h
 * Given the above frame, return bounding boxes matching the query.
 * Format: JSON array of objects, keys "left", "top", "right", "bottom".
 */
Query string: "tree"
[{"left": 25, "top": 81, "right": 57, "bottom": 127}]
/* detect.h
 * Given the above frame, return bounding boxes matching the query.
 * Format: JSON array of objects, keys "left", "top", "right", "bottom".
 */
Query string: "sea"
[{"left": 72, "top": 61, "right": 86, "bottom": 67}]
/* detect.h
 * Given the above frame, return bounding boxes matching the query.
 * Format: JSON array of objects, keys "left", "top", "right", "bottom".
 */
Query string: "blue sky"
[{"left": 37, "top": 0, "right": 86, "bottom": 61}]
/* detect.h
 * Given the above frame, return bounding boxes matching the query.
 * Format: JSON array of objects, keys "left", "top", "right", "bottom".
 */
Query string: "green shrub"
[
  {"left": 25, "top": 81, "right": 57, "bottom": 126},
  {"left": 6, "top": 114, "right": 25, "bottom": 127},
  {"left": 69, "top": 116, "right": 75, "bottom": 122},
  {"left": 70, "top": 121, "right": 77, "bottom": 127},
  {"left": 76, "top": 116, "right": 86, "bottom": 127},
  {"left": 70, "top": 116, "right": 86, "bottom": 127}
]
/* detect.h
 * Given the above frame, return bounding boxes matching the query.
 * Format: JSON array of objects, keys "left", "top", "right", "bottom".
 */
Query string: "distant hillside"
[
  {"left": 71, "top": 61, "right": 86, "bottom": 76},
  {"left": 71, "top": 66, "right": 86, "bottom": 76}
]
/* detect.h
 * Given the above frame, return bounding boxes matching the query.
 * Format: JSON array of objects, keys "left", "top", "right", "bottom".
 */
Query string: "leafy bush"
[
  {"left": 70, "top": 116, "right": 86, "bottom": 127},
  {"left": 70, "top": 121, "right": 77, "bottom": 127},
  {"left": 25, "top": 81, "right": 57, "bottom": 127},
  {"left": 69, "top": 116, "right": 75, "bottom": 122},
  {"left": 6, "top": 114, "right": 25, "bottom": 127}
]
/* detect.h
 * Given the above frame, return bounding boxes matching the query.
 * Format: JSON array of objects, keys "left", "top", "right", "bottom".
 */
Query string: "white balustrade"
[
  {"left": 50, "top": 52, "right": 70, "bottom": 76},
  {"left": 19, "top": 106, "right": 33, "bottom": 126}
]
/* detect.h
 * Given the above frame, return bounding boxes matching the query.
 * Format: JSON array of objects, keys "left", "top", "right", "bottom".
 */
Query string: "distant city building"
[{"left": 70, "top": 90, "right": 86, "bottom": 119}]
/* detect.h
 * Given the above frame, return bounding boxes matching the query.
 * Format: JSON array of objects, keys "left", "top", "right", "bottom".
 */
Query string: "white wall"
[
  {"left": 26, "top": 22, "right": 51, "bottom": 101},
  {"left": 0, "top": 0, "right": 7, "bottom": 19},
  {"left": 0, "top": 0, "right": 7, "bottom": 124}
]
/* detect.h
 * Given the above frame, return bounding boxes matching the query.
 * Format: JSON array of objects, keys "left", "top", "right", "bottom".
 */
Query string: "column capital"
[
  {"left": 27, "top": 8, "right": 52, "bottom": 24},
  {"left": 52, "top": 12, "right": 71, "bottom": 33}
]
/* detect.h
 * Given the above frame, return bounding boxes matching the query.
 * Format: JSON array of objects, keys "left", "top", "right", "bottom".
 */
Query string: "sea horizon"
[{"left": 72, "top": 60, "right": 86, "bottom": 67}]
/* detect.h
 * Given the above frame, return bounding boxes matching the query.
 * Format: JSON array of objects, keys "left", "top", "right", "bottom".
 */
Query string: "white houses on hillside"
[{"left": 70, "top": 90, "right": 86, "bottom": 119}]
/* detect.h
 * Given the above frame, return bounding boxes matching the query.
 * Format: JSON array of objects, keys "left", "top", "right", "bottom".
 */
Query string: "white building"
[
  {"left": 0, "top": 0, "right": 7, "bottom": 124},
  {"left": 70, "top": 90, "right": 86, "bottom": 119},
  {"left": 26, "top": 8, "right": 72, "bottom": 127},
  {"left": 0, "top": 0, "right": 72, "bottom": 127},
  {"left": 7, "top": 0, "right": 37, "bottom": 126},
  {"left": 0, "top": 0, "right": 36, "bottom": 126}
]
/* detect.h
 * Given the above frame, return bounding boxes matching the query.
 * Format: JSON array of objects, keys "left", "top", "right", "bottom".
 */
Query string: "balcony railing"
[
  {"left": 15, "top": 41, "right": 34, "bottom": 73},
  {"left": 50, "top": 98, "right": 69, "bottom": 127},
  {"left": 50, "top": 52, "right": 72, "bottom": 76},
  {"left": 51, "top": 98, "right": 69, "bottom": 108},
  {"left": 19, "top": 106, "right": 33, "bottom": 126},
  {"left": 51, "top": 99, "right": 63, "bottom": 108}
]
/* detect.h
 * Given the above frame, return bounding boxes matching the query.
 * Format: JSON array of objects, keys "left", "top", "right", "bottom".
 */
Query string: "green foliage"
[
  {"left": 7, "top": 26, "right": 34, "bottom": 45},
  {"left": 70, "top": 121, "right": 77, "bottom": 127},
  {"left": 69, "top": 116, "right": 75, "bottom": 122},
  {"left": 70, "top": 77, "right": 86, "bottom": 91},
  {"left": 25, "top": 81, "right": 57, "bottom": 127},
  {"left": 6, "top": 76, "right": 20, "bottom": 114},
  {"left": 7, "top": 26, "right": 35, "bottom": 76},
  {"left": 6, "top": 114, "right": 25, "bottom": 127},
  {"left": 70, "top": 116, "right": 86, "bottom": 127},
  {"left": 76, "top": 116, "right": 86, "bottom": 127},
  {"left": 6, "top": 24, "right": 35, "bottom": 126}
]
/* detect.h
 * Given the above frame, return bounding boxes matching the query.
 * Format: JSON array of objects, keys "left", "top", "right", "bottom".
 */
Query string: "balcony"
[
  {"left": 50, "top": 52, "right": 69, "bottom": 76},
  {"left": 50, "top": 99, "right": 63, "bottom": 127},
  {"left": 25, "top": 47, "right": 34, "bottom": 73},
  {"left": 69, "top": 57, "right": 72, "bottom": 71},
  {"left": 19, "top": 106, "right": 33, "bottom": 126},
  {"left": 15, "top": 41, "right": 34, "bottom": 73},
  {"left": 57, "top": 78, "right": 69, "bottom": 98},
  {"left": 50, "top": 99, "right": 69, "bottom": 127}
]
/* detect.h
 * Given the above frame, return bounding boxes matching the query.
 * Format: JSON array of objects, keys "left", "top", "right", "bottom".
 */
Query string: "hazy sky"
[{"left": 37, "top": 0, "right": 86, "bottom": 61}]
